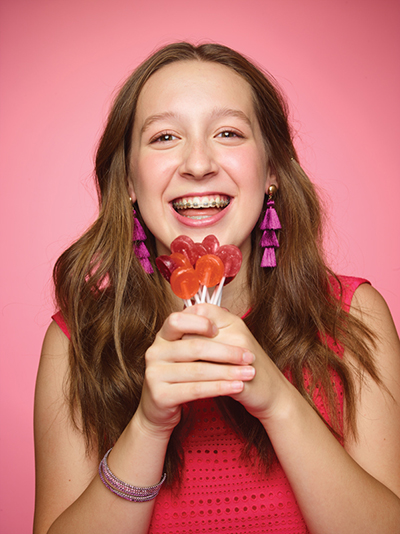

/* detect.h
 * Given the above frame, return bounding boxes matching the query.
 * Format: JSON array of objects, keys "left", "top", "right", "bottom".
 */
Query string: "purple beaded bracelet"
[{"left": 99, "top": 448, "right": 166, "bottom": 502}]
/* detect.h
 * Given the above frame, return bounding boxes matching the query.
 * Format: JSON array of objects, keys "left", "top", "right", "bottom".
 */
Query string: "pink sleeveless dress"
[{"left": 53, "top": 275, "right": 368, "bottom": 533}]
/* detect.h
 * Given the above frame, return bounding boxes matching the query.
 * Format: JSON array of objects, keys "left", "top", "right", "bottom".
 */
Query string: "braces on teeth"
[{"left": 173, "top": 196, "right": 230, "bottom": 210}]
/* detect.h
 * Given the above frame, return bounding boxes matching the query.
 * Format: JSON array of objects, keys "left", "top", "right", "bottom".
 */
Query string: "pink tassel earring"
[
  {"left": 132, "top": 202, "right": 153, "bottom": 274},
  {"left": 260, "top": 185, "right": 281, "bottom": 268}
]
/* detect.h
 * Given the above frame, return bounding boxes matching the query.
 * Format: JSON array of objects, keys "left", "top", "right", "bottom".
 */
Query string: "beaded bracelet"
[{"left": 99, "top": 448, "right": 166, "bottom": 502}]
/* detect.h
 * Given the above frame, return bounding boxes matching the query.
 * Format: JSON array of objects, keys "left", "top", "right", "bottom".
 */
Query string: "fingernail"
[
  {"left": 231, "top": 381, "right": 244, "bottom": 392},
  {"left": 240, "top": 366, "right": 255, "bottom": 379},
  {"left": 211, "top": 324, "right": 219, "bottom": 336},
  {"left": 242, "top": 351, "right": 255, "bottom": 363}
]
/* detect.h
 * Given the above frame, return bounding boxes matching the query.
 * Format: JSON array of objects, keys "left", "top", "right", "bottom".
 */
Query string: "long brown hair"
[{"left": 54, "top": 42, "right": 379, "bottom": 483}]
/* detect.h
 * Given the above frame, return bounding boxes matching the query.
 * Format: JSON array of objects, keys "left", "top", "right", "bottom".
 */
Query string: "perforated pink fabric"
[{"left": 149, "top": 397, "right": 308, "bottom": 533}]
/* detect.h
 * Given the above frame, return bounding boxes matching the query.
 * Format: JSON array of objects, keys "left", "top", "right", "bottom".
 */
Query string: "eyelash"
[
  {"left": 217, "top": 129, "right": 243, "bottom": 138},
  {"left": 150, "top": 129, "right": 243, "bottom": 143},
  {"left": 151, "top": 132, "right": 177, "bottom": 143}
]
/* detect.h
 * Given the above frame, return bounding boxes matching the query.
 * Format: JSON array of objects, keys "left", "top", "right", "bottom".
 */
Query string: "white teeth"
[
  {"left": 173, "top": 195, "right": 230, "bottom": 210},
  {"left": 202, "top": 196, "right": 210, "bottom": 207},
  {"left": 186, "top": 215, "right": 213, "bottom": 219}
]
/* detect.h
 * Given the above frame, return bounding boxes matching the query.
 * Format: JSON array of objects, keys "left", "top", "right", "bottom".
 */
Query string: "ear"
[
  {"left": 127, "top": 176, "right": 137, "bottom": 204},
  {"left": 265, "top": 170, "right": 279, "bottom": 195}
]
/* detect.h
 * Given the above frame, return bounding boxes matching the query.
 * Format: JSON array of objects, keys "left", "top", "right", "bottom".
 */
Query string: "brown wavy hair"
[{"left": 53, "top": 42, "right": 379, "bottom": 484}]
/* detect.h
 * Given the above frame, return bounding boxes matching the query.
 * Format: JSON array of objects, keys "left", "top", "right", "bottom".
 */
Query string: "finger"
[
  {"left": 184, "top": 304, "right": 261, "bottom": 357},
  {"left": 146, "top": 338, "right": 255, "bottom": 365},
  {"left": 159, "top": 311, "right": 218, "bottom": 342},
  {"left": 183, "top": 303, "right": 236, "bottom": 329},
  {"left": 154, "top": 380, "right": 245, "bottom": 407},
  {"left": 153, "top": 360, "right": 256, "bottom": 384},
  {"left": 179, "top": 338, "right": 255, "bottom": 365}
]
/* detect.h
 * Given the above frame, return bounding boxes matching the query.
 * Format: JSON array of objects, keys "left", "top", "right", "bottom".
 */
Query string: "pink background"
[{"left": 1, "top": 0, "right": 399, "bottom": 531}]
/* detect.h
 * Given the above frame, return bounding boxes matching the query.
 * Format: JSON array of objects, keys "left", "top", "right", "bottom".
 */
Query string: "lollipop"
[
  {"left": 211, "top": 245, "right": 242, "bottom": 305},
  {"left": 192, "top": 243, "right": 208, "bottom": 264},
  {"left": 195, "top": 254, "right": 225, "bottom": 302},
  {"left": 155, "top": 255, "right": 178, "bottom": 282},
  {"left": 202, "top": 234, "right": 219, "bottom": 254},
  {"left": 171, "top": 235, "right": 197, "bottom": 265},
  {"left": 170, "top": 267, "right": 200, "bottom": 307},
  {"left": 156, "top": 234, "right": 242, "bottom": 307},
  {"left": 215, "top": 245, "right": 242, "bottom": 277},
  {"left": 170, "top": 252, "right": 192, "bottom": 269}
]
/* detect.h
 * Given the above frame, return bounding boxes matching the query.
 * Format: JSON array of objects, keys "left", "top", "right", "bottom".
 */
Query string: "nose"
[{"left": 178, "top": 138, "right": 218, "bottom": 180}]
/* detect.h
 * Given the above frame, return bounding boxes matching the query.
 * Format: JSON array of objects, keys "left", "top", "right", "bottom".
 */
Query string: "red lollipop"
[
  {"left": 195, "top": 254, "right": 224, "bottom": 287},
  {"left": 171, "top": 235, "right": 197, "bottom": 265},
  {"left": 215, "top": 245, "right": 242, "bottom": 277},
  {"left": 202, "top": 235, "right": 220, "bottom": 254},
  {"left": 170, "top": 267, "right": 200, "bottom": 300},
  {"left": 192, "top": 243, "right": 208, "bottom": 264},
  {"left": 155, "top": 255, "right": 178, "bottom": 282}
]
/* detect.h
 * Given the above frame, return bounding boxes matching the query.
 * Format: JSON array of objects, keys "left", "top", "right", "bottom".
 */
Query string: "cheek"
[
  {"left": 223, "top": 144, "right": 266, "bottom": 172},
  {"left": 224, "top": 148, "right": 267, "bottom": 197},
  {"left": 134, "top": 153, "right": 178, "bottom": 195}
]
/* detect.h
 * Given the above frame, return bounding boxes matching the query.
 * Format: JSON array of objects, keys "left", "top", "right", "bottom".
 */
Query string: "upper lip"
[{"left": 170, "top": 192, "right": 231, "bottom": 201}]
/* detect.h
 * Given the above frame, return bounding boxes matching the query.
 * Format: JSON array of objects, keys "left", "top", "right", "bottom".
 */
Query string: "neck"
[{"left": 219, "top": 265, "right": 251, "bottom": 317}]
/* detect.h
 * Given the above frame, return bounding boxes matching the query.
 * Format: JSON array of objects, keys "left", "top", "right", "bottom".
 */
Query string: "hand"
[
  {"left": 136, "top": 306, "right": 257, "bottom": 438},
  {"left": 184, "top": 304, "right": 293, "bottom": 425}
]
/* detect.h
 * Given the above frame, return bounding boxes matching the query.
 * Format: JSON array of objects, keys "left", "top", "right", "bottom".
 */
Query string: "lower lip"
[{"left": 171, "top": 203, "right": 232, "bottom": 228}]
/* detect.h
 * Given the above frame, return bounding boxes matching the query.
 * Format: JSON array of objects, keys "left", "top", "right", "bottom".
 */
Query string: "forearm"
[
  {"left": 263, "top": 386, "right": 400, "bottom": 534},
  {"left": 45, "top": 414, "right": 170, "bottom": 534}
]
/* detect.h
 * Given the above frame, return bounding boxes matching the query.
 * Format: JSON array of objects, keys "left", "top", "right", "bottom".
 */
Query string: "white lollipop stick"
[
  {"left": 211, "top": 276, "right": 225, "bottom": 305},
  {"left": 201, "top": 284, "right": 208, "bottom": 303},
  {"left": 184, "top": 299, "right": 193, "bottom": 307}
]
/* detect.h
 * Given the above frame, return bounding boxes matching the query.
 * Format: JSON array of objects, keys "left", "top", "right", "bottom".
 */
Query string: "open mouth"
[{"left": 172, "top": 194, "right": 230, "bottom": 219}]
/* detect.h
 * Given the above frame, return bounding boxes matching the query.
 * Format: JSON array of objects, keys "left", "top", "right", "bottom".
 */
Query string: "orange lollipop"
[
  {"left": 195, "top": 254, "right": 224, "bottom": 288},
  {"left": 170, "top": 252, "right": 192, "bottom": 269},
  {"left": 170, "top": 267, "right": 200, "bottom": 300}
]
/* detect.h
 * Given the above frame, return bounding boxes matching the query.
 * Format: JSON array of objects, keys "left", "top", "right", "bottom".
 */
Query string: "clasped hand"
[{"left": 136, "top": 304, "right": 290, "bottom": 438}]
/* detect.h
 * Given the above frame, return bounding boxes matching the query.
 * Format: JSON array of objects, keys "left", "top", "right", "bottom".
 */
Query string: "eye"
[
  {"left": 216, "top": 130, "right": 243, "bottom": 139},
  {"left": 151, "top": 132, "right": 178, "bottom": 143}
]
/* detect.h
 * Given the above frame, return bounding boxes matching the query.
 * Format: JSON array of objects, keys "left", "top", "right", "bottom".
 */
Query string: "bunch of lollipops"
[{"left": 156, "top": 235, "right": 242, "bottom": 307}]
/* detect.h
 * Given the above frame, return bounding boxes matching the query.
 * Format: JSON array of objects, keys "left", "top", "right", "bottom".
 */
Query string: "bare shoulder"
[
  {"left": 345, "top": 283, "right": 400, "bottom": 498},
  {"left": 34, "top": 321, "right": 98, "bottom": 533},
  {"left": 350, "top": 283, "right": 400, "bottom": 382},
  {"left": 351, "top": 283, "right": 399, "bottom": 340}
]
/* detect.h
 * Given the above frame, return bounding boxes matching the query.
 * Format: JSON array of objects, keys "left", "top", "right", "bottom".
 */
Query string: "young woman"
[{"left": 34, "top": 43, "right": 400, "bottom": 534}]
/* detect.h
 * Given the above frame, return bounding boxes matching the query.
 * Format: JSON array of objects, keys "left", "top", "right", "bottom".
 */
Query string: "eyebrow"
[
  {"left": 141, "top": 112, "right": 178, "bottom": 135},
  {"left": 140, "top": 107, "right": 253, "bottom": 135},
  {"left": 210, "top": 107, "right": 253, "bottom": 128}
]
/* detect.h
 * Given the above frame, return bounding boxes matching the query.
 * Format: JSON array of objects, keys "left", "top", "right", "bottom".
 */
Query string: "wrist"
[
  {"left": 131, "top": 407, "right": 176, "bottom": 443},
  {"left": 257, "top": 377, "right": 301, "bottom": 430},
  {"left": 105, "top": 411, "right": 172, "bottom": 489}
]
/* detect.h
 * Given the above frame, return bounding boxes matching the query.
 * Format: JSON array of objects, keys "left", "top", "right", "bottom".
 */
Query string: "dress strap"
[
  {"left": 52, "top": 310, "right": 71, "bottom": 340},
  {"left": 330, "top": 275, "right": 370, "bottom": 312}
]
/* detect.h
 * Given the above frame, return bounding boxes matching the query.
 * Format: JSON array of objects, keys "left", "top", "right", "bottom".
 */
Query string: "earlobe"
[
  {"left": 127, "top": 180, "right": 137, "bottom": 204},
  {"left": 265, "top": 176, "right": 279, "bottom": 196}
]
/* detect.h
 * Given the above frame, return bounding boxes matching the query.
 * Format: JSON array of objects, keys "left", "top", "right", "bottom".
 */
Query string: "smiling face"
[{"left": 128, "top": 60, "right": 277, "bottom": 261}]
